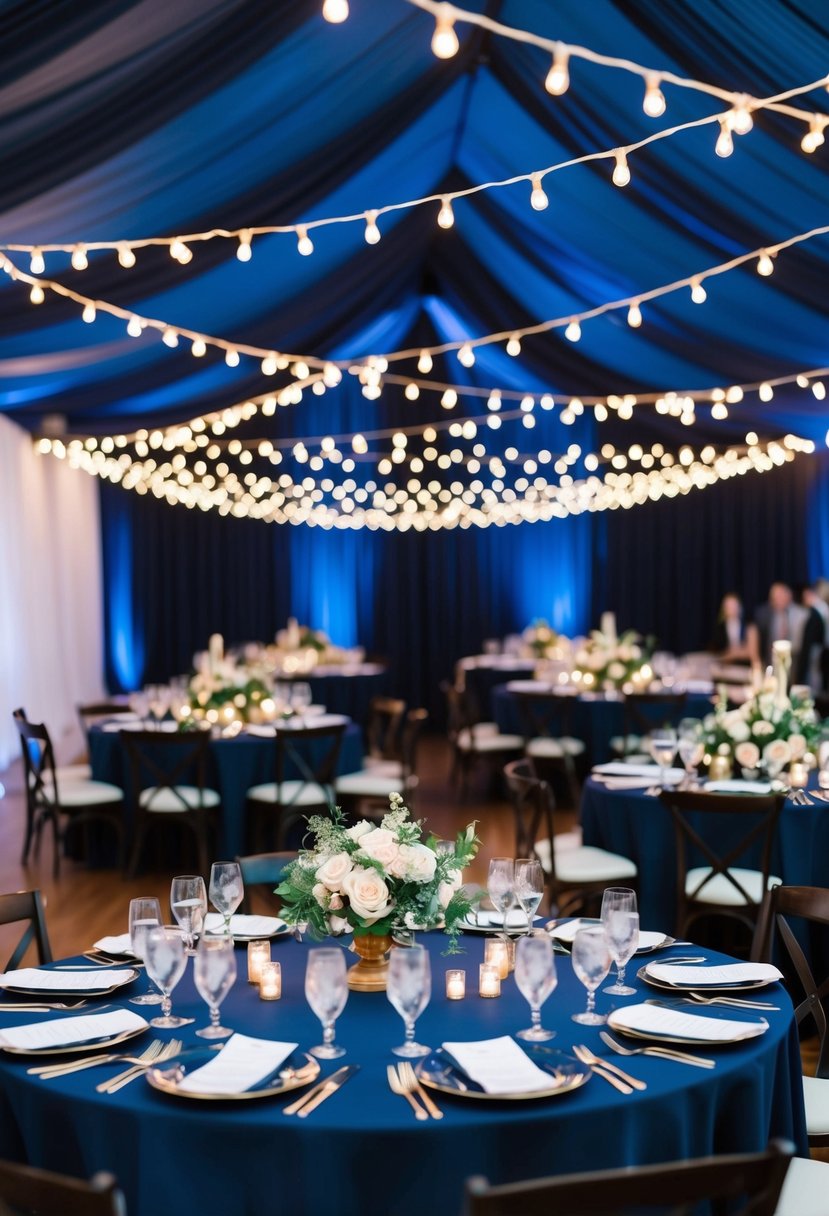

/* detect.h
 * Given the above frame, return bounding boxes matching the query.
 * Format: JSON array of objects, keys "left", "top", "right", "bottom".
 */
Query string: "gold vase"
[
  {"left": 708, "top": 754, "right": 733, "bottom": 781},
  {"left": 347, "top": 933, "right": 392, "bottom": 991}
]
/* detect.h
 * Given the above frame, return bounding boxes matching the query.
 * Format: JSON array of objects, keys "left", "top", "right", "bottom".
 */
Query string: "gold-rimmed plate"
[
  {"left": 416, "top": 1045, "right": 590, "bottom": 1101},
  {"left": 146, "top": 1048, "right": 319, "bottom": 1101},
  {"left": 1, "top": 1021, "right": 149, "bottom": 1058},
  {"left": 608, "top": 1010, "right": 768, "bottom": 1048},
  {"left": 0, "top": 969, "right": 140, "bottom": 999},
  {"left": 637, "top": 965, "right": 775, "bottom": 994}
]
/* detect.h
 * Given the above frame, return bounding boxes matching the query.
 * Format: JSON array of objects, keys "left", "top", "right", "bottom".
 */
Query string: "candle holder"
[
  {"left": 247, "top": 940, "right": 271, "bottom": 984},
  {"left": 259, "top": 961, "right": 282, "bottom": 1000},
  {"left": 445, "top": 969, "right": 466, "bottom": 1000},
  {"left": 484, "top": 938, "right": 510, "bottom": 980},
  {"left": 479, "top": 963, "right": 501, "bottom": 998},
  {"left": 788, "top": 762, "right": 808, "bottom": 790}
]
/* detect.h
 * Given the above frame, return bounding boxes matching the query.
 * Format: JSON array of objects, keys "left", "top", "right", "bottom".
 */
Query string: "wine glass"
[
  {"left": 571, "top": 926, "right": 612, "bottom": 1025},
  {"left": 305, "top": 948, "right": 348, "bottom": 1059},
  {"left": 194, "top": 934, "right": 236, "bottom": 1039},
  {"left": 601, "top": 887, "right": 639, "bottom": 996},
  {"left": 487, "top": 858, "right": 515, "bottom": 930},
  {"left": 209, "top": 862, "right": 244, "bottom": 936},
  {"left": 386, "top": 943, "right": 431, "bottom": 1058},
  {"left": 148, "top": 684, "right": 171, "bottom": 728},
  {"left": 128, "top": 897, "right": 164, "bottom": 1006},
  {"left": 514, "top": 858, "right": 544, "bottom": 934},
  {"left": 291, "top": 682, "right": 313, "bottom": 723},
  {"left": 514, "top": 932, "right": 557, "bottom": 1041},
  {"left": 144, "top": 926, "right": 191, "bottom": 1028},
  {"left": 677, "top": 718, "right": 705, "bottom": 787},
  {"left": 648, "top": 727, "right": 678, "bottom": 792},
  {"left": 171, "top": 875, "right": 207, "bottom": 955}
]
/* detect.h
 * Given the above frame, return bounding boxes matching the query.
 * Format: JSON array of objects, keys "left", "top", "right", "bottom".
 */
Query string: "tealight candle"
[
  {"left": 484, "top": 938, "right": 510, "bottom": 980},
  {"left": 479, "top": 963, "right": 501, "bottom": 998},
  {"left": 445, "top": 969, "right": 466, "bottom": 1000},
  {"left": 247, "top": 940, "right": 271, "bottom": 984},
  {"left": 789, "top": 762, "right": 808, "bottom": 789},
  {"left": 259, "top": 961, "right": 281, "bottom": 1000}
]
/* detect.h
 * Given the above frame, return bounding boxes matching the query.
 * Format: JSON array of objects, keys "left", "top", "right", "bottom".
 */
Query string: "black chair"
[
  {"left": 335, "top": 708, "right": 428, "bottom": 813},
  {"left": 512, "top": 689, "right": 586, "bottom": 807},
  {"left": 13, "top": 712, "right": 124, "bottom": 876},
  {"left": 613, "top": 690, "right": 689, "bottom": 759},
  {"left": 503, "top": 759, "right": 636, "bottom": 918},
  {"left": 0, "top": 890, "right": 52, "bottom": 970},
  {"left": 246, "top": 720, "right": 347, "bottom": 849},
  {"left": 462, "top": 1140, "right": 793, "bottom": 1216},
  {"left": 659, "top": 789, "right": 785, "bottom": 940},
  {"left": 362, "top": 696, "right": 407, "bottom": 768},
  {"left": 0, "top": 1160, "right": 126, "bottom": 1216},
  {"left": 122, "top": 729, "right": 218, "bottom": 877},
  {"left": 235, "top": 852, "right": 298, "bottom": 914},
  {"left": 442, "top": 681, "right": 522, "bottom": 798}
]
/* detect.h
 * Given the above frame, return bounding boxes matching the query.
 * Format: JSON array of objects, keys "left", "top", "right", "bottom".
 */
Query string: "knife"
[{"left": 289, "top": 1065, "right": 359, "bottom": 1118}]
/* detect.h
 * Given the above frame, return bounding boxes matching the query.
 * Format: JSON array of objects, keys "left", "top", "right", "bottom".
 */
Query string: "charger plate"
[
  {"left": 146, "top": 1047, "right": 318, "bottom": 1101},
  {"left": 637, "top": 965, "right": 775, "bottom": 994},
  {"left": 416, "top": 1045, "right": 590, "bottom": 1101},
  {"left": 2, "top": 1022, "right": 148, "bottom": 1058}
]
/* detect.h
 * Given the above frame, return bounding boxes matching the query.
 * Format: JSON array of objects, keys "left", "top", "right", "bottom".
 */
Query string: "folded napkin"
[
  {"left": 203, "top": 914, "right": 285, "bottom": 938},
  {"left": 0, "top": 967, "right": 135, "bottom": 992},
  {"left": 102, "top": 721, "right": 145, "bottom": 732},
  {"left": 704, "top": 779, "right": 772, "bottom": 795},
  {"left": 595, "top": 777, "right": 654, "bottom": 791},
  {"left": 0, "top": 1009, "right": 147, "bottom": 1052},
  {"left": 245, "top": 723, "right": 276, "bottom": 738},
  {"left": 177, "top": 1033, "right": 298, "bottom": 1094},
  {"left": 609, "top": 1003, "right": 768, "bottom": 1043},
  {"left": 441, "top": 1036, "right": 553, "bottom": 1094},
  {"left": 683, "top": 680, "right": 714, "bottom": 694},
  {"left": 92, "top": 934, "right": 135, "bottom": 956},
  {"left": 505, "top": 680, "right": 551, "bottom": 694},
  {"left": 551, "top": 920, "right": 665, "bottom": 952},
  {"left": 646, "top": 961, "right": 782, "bottom": 988},
  {"left": 593, "top": 763, "right": 685, "bottom": 781},
  {"left": 467, "top": 910, "right": 540, "bottom": 929}
]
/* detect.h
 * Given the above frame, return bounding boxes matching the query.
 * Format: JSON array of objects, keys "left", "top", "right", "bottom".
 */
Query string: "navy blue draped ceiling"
[{"left": 2, "top": 0, "right": 829, "bottom": 713}]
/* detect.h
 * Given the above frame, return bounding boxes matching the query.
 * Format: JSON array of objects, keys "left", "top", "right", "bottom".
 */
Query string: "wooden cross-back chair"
[
  {"left": 0, "top": 890, "right": 52, "bottom": 971},
  {"left": 0, "top": 1160, "right": 126, "bottom": 1216}
]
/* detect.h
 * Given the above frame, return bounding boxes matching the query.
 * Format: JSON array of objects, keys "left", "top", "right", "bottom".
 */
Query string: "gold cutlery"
[
  {"left": 0, "top": 1000, "right": 90, "bottom": 1012},
  {"left": 29, "top": 1039, "right": 167, "bottom": 1078},
  {"left": 296, "top": 1065, "right": 358, "bottom": 1117},
  {"left": 686, "top": 992, "right": 779, "bottom": 1011},
  {"left": 387, "top": 1063, "right": 428, "bottom": 1118},
  {"left": 282, "top": 1065, "right": 357, "bottom": 1116},
  {"left": 396, "top": 1061, "right": 443, "bottom": 1119},
  {"left": 599, "top": 1030, "right": 715, "bottom": 1069},
  {"left": 573, "top": 1044, "right": 646, "bottom": 1091},
  {"left": 571, "top": 1045, "right": 634, "bottom": 1093},
  {"left": 96, "top": 1039, "right": 182, "bottom": 1093}
]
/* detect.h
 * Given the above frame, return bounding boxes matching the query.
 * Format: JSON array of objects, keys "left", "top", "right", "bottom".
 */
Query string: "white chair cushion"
[
  {"left": 56, "top": 764, "right": 92, "bottom": 782},
  {"left": 362, "top": 758, "right": 404, "bottom": 778},
  {"left": 472, "top": 722, "right": 500, "bottom": 738},
  {"left": 457, "top": 730, "right": 523, "bottom": 753},
  {"left": 247, "top": 780, "right": 331, "bottom": 807},
  {"left": 139, "top": 785, "right": 220, "bottom": 813},
  {"left": 335, "top": 771, "right": 402, "bottom": 798},
  {"left": 553, "top": 828, "right": 583, "bottom": 851},
  {"left": 43, "top": 779, "right": 123, "bottom": 807},
  {"left": 685, "top": 867, "right": 782, "bottom": 906},
  {"left": 775, "top": 1154, "right": 829, "bottom": 1216},
  {"left": 526, "top": 736, "right": 586, "bottom": 759},
  {"left": 533, "top": 837, "right": 637, "bottom": 883},
  {"left": 802, "top": 1075, "right": 829, "bottom": 1136}
]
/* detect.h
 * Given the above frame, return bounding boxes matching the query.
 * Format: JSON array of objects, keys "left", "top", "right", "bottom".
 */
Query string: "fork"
[
  {"left": 571, "top": 1045, "right": 634, "bottom": 1094},
  {"left": 599, "top": 1030, "right": 715, "bottom": 1068},
  {"left": 387, "top": 1063, "right": 428, "bottom": 1119},
  {"left": 686, "top": 992, "right": 779, "bottom": 1011},
  {"left": 573, "top": 1044, "right": 646, "bottom": 1091},
  {"left": 29, "top": 1039, "right": 169, "bottom": 1078},
  {"left": 397, "top": 1061, "right": 443, "bottom": 1119},
  {"left": 97, "top": 1039, "right": 182, "bottom": 1093},
  {"left": 0, "top": 1000, "right": 90, "bottom": 1012}
]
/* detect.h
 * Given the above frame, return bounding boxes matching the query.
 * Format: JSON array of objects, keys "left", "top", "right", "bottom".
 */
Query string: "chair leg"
[{"left": 126, "top": 820, "right": 148, "bottom": 879}]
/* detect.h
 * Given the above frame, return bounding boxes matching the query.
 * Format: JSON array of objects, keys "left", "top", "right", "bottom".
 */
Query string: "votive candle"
[
  {"left": 479, "top": 963, "right": 501, "bottom": 998},
  {"left": 445, "top": 969, "right": 466, "bottom": 1000},
  {"left": 247, "top": 940, "right": 271, "bottom": 984},
  {"left": 484, "top": 938, "right": 510, "bottom": 980},
  {"left": 259, "top": 961, "right": 282, "bottom": 1000},
  {"left": 789, "top": 762, "right": 808, "bottom": 789}
]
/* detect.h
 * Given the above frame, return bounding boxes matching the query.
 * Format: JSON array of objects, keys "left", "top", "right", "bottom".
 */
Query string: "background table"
[
  {"left": 0, "top": 935, "right": 806, "bottom": 1216},
  {"left": 286, "top": 663, "right": 388, "bottom": 723}
]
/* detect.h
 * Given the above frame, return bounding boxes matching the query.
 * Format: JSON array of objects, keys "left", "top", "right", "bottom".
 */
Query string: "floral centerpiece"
[
  {"left": 277, "top": 794, "right": 480, "bottom": 988},
  {"left": 572, "top": 625, "right": 652, "bottom": 692},
  {"left": 522, "top": 619, "right": 561, "bottom": 660},
  {"left": 702, "top": 681, "right": 820, "bottom": 778}
]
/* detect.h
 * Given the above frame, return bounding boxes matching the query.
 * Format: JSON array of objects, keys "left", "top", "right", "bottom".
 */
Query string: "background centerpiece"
[
  {"left": 277, "top": 794, "right": 480, "bottom": 990},
  {"left": 572, "top": 613, "right": 653, "bottom": 693}
]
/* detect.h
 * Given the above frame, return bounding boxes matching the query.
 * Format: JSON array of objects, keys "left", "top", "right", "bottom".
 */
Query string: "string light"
[
  {"left": 364, "top": 211, "right": 381, "bottom": 244},
  {"left": 81, "top": 302, "right": 96, "bottom": 323},
  {"left": 191, "top": 338, "right": 207, "bottom": 358},
  {"left": 506, "top": 335, "right": 521, "bottom": 357},
  {"left": 162, "top": 327, "right": 179, "bottom": 348},
  {"left": 544, "top": 44, "right": 570, "bottom": 96},
  {"left": 431, "top": 4, "right": 459, "bottom": 58},
  {"left": 715, "top": 119, "right": 734, "bottom": 157},
  {"left": 801, "top": 115, "right": 827, "bottom": 153},
  {"left": 759, "top": 382, "right": 774, "bottom": 402},
  {"left": 117, "top": 243, "right": 136, "bottom": 268},
  {"left": 457, "top": 343, "right": 475, "bottom": 367},
  {"left": 170, "top": 239, "right": 192, "bottom": 264},
  {"left": 70, "top": 245, "right": 88, "bottom": 270},
  {"left": 612, "top": 150, "right": 631, "bottom": 187},
  {"left": 417, "top": 351, "right": 433, "bottom": 374},
  {"left": 729, "top": 95, "right": 754, "bottom": 134},
  {"left": 127, "top": 316, "right": 143, "bottom": 337},
  {"left": 322, "top": 0, "right": 349, "bottom": 21},
  {"left": 29, "top": 248, "right": 44, "bottom": 274},
  {"left": 757, "top": 250, "right": 775, "bottom": 276},
  {"left": 690, "top": 278, "right": 707, "bottom": 303},
  {"left": 236, "top": 230, "right": 253, "bottom": 261},
  {"left": 225, "top": 348, "right": 240, "bottom": 367},
  {"left": 437, "top": 196, "right": 455, "bottom": 229},
  {"left": 296, "top": 226, "right": 314, "bottom": 256},
  {"left": 812, "top": 381, "right": 826, "bottom": 400},
  {"left": 643, "top": 74, "right": 666, "bottom": 117},
  {"left": 529, "top": 174, "right": 549, "bottom": 210},
  {"left": 565, "top": 320, "right": 581, "bottom": 342},
  {"left": 627, "top": 301, "right": 642, "bottom": 328}
]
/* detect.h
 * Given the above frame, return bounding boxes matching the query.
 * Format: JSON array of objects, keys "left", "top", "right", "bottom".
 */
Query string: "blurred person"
[
  {"left": 794, "top": 582, "right": 829, "bottom": 692},
  {"left": 709, "top": 592, "right": 750, "bottom": 660},
  {"left": 750, "top": 582, "right": 808, "bottom": 668}
]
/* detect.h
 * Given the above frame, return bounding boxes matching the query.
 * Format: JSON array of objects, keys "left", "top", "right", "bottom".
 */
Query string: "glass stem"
[
  {"left": 323, "top": 1021, "right": 334, "bottom": 1046},
  {"left": 531, "top": 1004, "right": 541, "bottom": 1033},
  {"left": 617, "top": 964, "right": 626, "bottom": 987},
  {"left": 586, "top": 987, "right": 596, "bottom": 1016},
  {"left": 210, "top": 1004, "right": 220, "bottom": 1029},
  {"left": 405, "top": 1018, "right": 415, "bottom": 1045},
  {"left": 161, "top": 994, "right": 171, "bottom": 1018}
]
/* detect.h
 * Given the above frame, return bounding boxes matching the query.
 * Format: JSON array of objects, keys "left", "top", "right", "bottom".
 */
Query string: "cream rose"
[
  {"left": 438, "top": 879, "right": 460, "bottom": 909},
  {"left": 358, "top": 828, "right": 400, "bottom": 868},
  {"left": 735, "top": 741, "right": 761, "bottom": 769},
  {"left": 764, "top": 738, "right": 791, "bottom": 767},
  {"left": 753, "top": 720, "right": 775, "bottom": 737},
  {"left": 312, "top": 882, "right": 328, "bottom": 906},
  {"left": 727, "top": 719, "right": 750, "bottom": 743},
  {"left": 316, "top": 851, "right": 353, "bottom": 892},
  {"left": 328, "top": 915, "right": 352, "bottom": 935},
  {"left": 788, "top": 733, "right": 807, "bottom": 760},
  {"left": 607, "top": 661, "right": 626, "bottom": 681},
  {"left": 389, "top": 842, "right": 437, "bottom": 883},
  {"left": 342, "top": 866, "right": 394, "bottom": 924},
  {"left": 345, "top": 820, "right": 374, "bottom": 842}
]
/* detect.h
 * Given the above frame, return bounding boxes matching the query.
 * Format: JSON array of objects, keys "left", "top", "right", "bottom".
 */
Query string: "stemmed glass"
[
  {"left": 487, "top": 858, "right": 515, "bottom": 930},
  {"left": 291, "top": 682, "right": 313, "bottom": 723},
  {"left": 386, "top": 944, "right": 431, "bottom": 1058},
  {"left": 148, "top": 685, "right": 171, "bottom": 728},
  {"left": 571, "top": 926, "right": 612, "bottom": 1025},
  {"left": 305, "top": 948, "right": 349, "bottom": 1059},
  {"left": 144, "top": 926, "right": 191, "bottom": 1028},
  {"left": 514, "top": 932, "right": 557, "bottom": 1041},
  {"left": 209, "top": 862, "right": 244, "bottom": 936},
  {"left": 648, "top": 727, "right": 678, "bottom": 793},
  {"left": 514, "top": 858, "right": 544, "bottom": 934},
  {"left": 677, "top": 718, "right": 705, "bottom": 788},
  {"left": 601, "top": 887, "right": 639, "bottom": 996},
  {"left": 194, "top": 935, "right": 236, "bottom": 1039},
  {"left": 171, "top": 875, "right": 207, "bottom": 956},
  {"left": 128, "top": 897, "right": 164, "bottom": 1006}
]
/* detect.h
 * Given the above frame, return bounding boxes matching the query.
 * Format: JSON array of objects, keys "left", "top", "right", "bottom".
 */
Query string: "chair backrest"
[
  {"left": 122, "top": 729, "right": 211, "bottom": 812},
  {"left": 400, "top": 708, "right": 428, "bottom": 780},
  {"left": 502, "top": 759, "right": 556, "bottom": 877},
  {"left": 273, "top": 720, "right": 347, "bottom": 806},
  {"left": 0, "top": 1160, "right": 126, "bottom": 1216},
  {"left": 462, "top": 1140, "right": 792, "bottom": 1216},
  {"left": 659, "top": 789, "right": 785, "bottom": 910},
  {"left": 235, "top": 852, "right": 298, "bottom": 913},
  {"left": 752, "top": 884, "right": 829, "bottom": 1075},
  {"left": 0, "top": 890, "right": 53, "bottom": 970},
  {"left": 364, "top": 697, "right": 407, "bottom": 763},
  {"left": 77, "top": 702, "right": 133, "bottom": 745},
  {"left": 622, "top": 691, "right": 688, "bottom": 742},
  {"left": 512, "top": 690, "right": 574, "bottom": 741},
  {"left": 13, "top": 712, "right": 58, "bottom": 805}
]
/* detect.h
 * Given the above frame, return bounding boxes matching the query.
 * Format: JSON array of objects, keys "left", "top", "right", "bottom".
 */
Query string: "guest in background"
[
  {"left": 710, "top": 593, "right": 751, "bottom": 661},
  {"left": 750, "top": 582, "right": 809, "bottom": 668},
  {"left": 794, "top": 583, "right": 829, "bottom": 692}
]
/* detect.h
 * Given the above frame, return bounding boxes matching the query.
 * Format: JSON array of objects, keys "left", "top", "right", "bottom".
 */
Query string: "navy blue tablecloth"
[
  {"left": 300, "top": 667, "right": 388, "bottom": 722},
  {"left": 0, "top": 935, "right": 806, "bottom": 1216}
]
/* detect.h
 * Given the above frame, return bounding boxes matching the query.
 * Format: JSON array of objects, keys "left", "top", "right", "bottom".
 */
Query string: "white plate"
[
  {"left": 203, "top": 914, "right": 289, "bottom": 942},
  {"left": 608, "top": 1004, "right": 769, "bottom": 1047},
  {"left": 549, "top": 920, "right": 668, "bottom": 954},
  {"left": 462, "top": 911, "right": 542, "bottom": 934}
]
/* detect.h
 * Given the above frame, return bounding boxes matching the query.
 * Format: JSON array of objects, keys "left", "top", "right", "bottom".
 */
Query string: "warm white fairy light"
[
  {"left": 506, "top": 335, "right": 521, "bottom": 357},
  {"left": 437, "top": 196, "right": 455, "bottom": 229},
  {"left": 29, "top": 284, "right": 44, "bottom": 304},
  {"left": 431, "top": 4, "right": 459, "bottom": 58},
  {"left": 759, "top": 382, "right": 773, "bottom": 402},
  {"left": 757, "top": 250, "right": 775, "bottom": 276},
  {"left": 627, "top": 301, "right": 642, "bottom": 328},
  {"left": 117, "top": 243, "right": 136, "bottom": 268},
  {"left": 162, "top": 327, "right": 179, "bottom": 348},
  {"left": 715, "top": 119, "right": 734, "bottom": 158},
  {"left": 457, "top": 343, "right": 475, "bottom": 367},
  {"left": 127, "top": 316, "right": 143, "bottom": 337},
  {"left": 296, "top": 226, "right": 314, "bottom": 256},
  {"left": 729, "top": 95, "right": 754, "bottom": 135},
  {"left": 191, "top": 338, "right": 207, "bottom": 358},
  {"left": 417, "top": 350, "right": 433, "bottom": 374},
  {"left": 71, "top": 245, "right": 88, "bottom": 271},
  {"left": 690, "top": 277, "right": 707, "bottom": 303},
  {"left": 544, "top": 43, "right": 570, "bottom": 96},
  {"left": 565, "top": 320, "right": 581, "bottom": 342},
  {"left": 170, "top": 239, "right": 192, "bottom": 264},
  {"left": 813, "top": 381, "right": 826, "bottom": 400},
  {"left": 29, "top": 248, "right": 45, "bottom": 274},
  {"left": 612, "top": 150, "right": 631, "bottom": 187},
  {"left": 364, "top": 211, "right": 381, "bottom": 244},
  {"left": 529, "top": 174, "right": 549, "bottom": 210},
  {"left": 801, "top": 115, "right": 827, "bottom": 153},
  {"left": 322, "top": 0, "right": 349, "bottom": 22},
  {"left": 643, "top": 73, "right": 666, "bottom": 117},
  {"left": 225, "top": 348, "right": 240, "bottom": 367},
  {"left": 82, "top": 302, "right": 96, "bottom": 323},
  {"left": 236, "top": 230, "right": 253, "bottom": 261}
]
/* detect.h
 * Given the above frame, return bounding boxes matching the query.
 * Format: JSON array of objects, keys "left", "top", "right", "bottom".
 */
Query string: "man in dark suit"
[
  {"left": 752, "top": 583, "right": 808, "bottom": 669},
  {"left": 795, "top": 584, "right": 829, "bottom": 691}
]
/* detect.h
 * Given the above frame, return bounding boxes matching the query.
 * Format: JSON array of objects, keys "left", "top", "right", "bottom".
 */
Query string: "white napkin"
[
  {"left": 176, "top": 1033, "right": 298, "bottom": 1094},
  {"left": 704, "top": 780, "right": 772, "bottom": 795},
  {"left": 0, "top": 1009, "right": 147, "bottom": 1051},
  {"left": 468, "top": 910, "right": 540, "bottom": 929},
  {"left": 646, "top": 962, "right": 782, "bottom": 988},
  {"left": 203, "top": 914, "right": 285, "bottom": 938},
  {"left": 245, "top": 723, "right": 277, "bottom": 738},
  {"left": 102, "top": 721, "right": 145, "bottom": 732},
  {"left": 93, "top": 934, "right": 134, "bottom": 956},
  {"left": 593, "top": 763, "right": 685, "bottom": 781},
  {"left": 594, "top": 777, "right": 654, "bottom": 791},
  {"left": 609, "top": 1003, "right": 768, "bottom": 1043},
  {"left": 442, "top": 1036, "right": 553, "bottom": 1094},
  {"left": 551, "top": 921, "right": 666, "bottom": 952},
  {"left": 0, "top": 968, "right": 136, "bottom": 992}
]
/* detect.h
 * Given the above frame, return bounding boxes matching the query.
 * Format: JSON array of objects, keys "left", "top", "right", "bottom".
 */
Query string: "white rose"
[
  {"left": 735, "top": 741, "right": 761, "bottom": 769},
  {"left": 764, "top": 738, "right": 791, "bottom": 766},
  {"left": 316, "top": 851, "right": 353, "bottom": 892},
  {"left": 345, "top": 820, "right": 374, "bottom": 842},
  {"left": 342, "top": 867, "right": 394, "bottom": 924},
  {"left": 389, "top": 843, "right": 437, "bottom": 883},
  {"left": 788, "top": 733, "right": 807, "bottom": 760},
  {"left": 617, "top": 646, "right": 632, "bottom": 662},
  {"left": 329, "top": 894, "right": 344, "bottom": 910},
  {"left": 312, "top": 882, "right": 328, "bottom": 906},
  {"left": 358, "top": 828, "right": 400, "bottom": 868},
  {"left": 758, "top": 695, "right": 775, "bottom": 719},
  {"left": 607, "top": 661, "right": 626, "bottom": 681},
  {"left": 438, "top": 879, "right": 459, "bottom": 909},
  {"left": 727, "top": 720, "right": 750, "bottom": 743},
  {"left": 752, "top": 720, "right": 775, "bottom": 737},
  {"left": 328, "top": 915, "right": 352, "bottom": 935}
]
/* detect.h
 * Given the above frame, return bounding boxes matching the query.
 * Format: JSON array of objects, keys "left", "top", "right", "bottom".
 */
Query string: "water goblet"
[
  {"left": 171, "top": 875, "right": 207, "bottom": 955},
  {"left": 144, "top": 926, "right": 191, "bottom": 1028},
  {"left": 128, "top": 897, "right": 164, "bottom": 1006},
  {"left": 514, "top": 932, "right": 557, "bottom": 1041},
  {"left": 600, "top": 885, "right": 640, "bottom": 996},
  {"left": 514, "top": 858, "right": 544, "bottom": 934},
  {"left": 291, "top": 682, "right": 313, "bottom": 723},
  {"left": 209, "top": 861, "right": 244, "bottom": 936},
  {"left": 487, "top": 858, "right": 515, "bottom": 930},
  {"left": 571, "top": 927, "right": 612, "bottom": 1025},
  {"left": 677, "top": 718, "right": 705, "bottom": 788},
  {"left": 386, "top": 943, "right": 431, "bottom": 1058},
  {"left": 194, "top": 934, "right": 236, "bottom": 1038},
  {"left": 305, "top": 947, "right": 348, "bottom": 1059},
  {"left": 648, "top": 727, "right": 678, "bottom": 792}
]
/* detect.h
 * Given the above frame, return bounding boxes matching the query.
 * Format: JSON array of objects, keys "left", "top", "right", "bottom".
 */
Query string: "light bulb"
[
  {"left": 529, "top": 174, "right": 549, "bottom": 210},
  {"left": 417, "top": 350, "right": 433, "bottom": 374},
  {"left": 225, "top": 348, "right": 240, "bottom": 367},
  {"left": 117, "top": 243, "right": 136, "bottom": 268},
  {"left": 162, "top": 327, "right": 179, "bottom": 347},
  {"left": 612, "top": 150, "right": 630, "bottom": 187},
  {"left": 322, "top": 0, "right": 348, "bottom": 22},
  {"left": 506, "top": 335, "right": 521, "bottom": 357},
  {"left": 441, "top": 389, "right": 458, "bottom": 409},
  {"left": 29, "top": 284, "right": 45, "bottom": 304},
  {"left": 487, "top": 391, "right": 501, "bottom": 411},
  {"left": 236, "top": 231, "right": 252, "bottom": 261},
  {"left": 711, "top": 402, "right": 728, "bottom": 420},
  {"left": 364, "top": 211, "right": 381, "bottom": 244},
  {"left": 730, "top": 97, "right": 753, "bottom": 135},
  {"left": 565, "top": 320, "right": 581, "bottom": 342},
  {"left": 82, "top": 302, "right": 96, "bottom": 323},
  {"left": 405, "top": 382, "right": 420, "bottom": 400},
  {"left": 71, "top": 245, "right": 88, "bottom": 270},
  {"left": 431, "top": 5, "right": 459, "bottom": 59},
  {"left": 296, "top": 226, "right": 314, "bottom": 256},
  {"left": 714, "top": 119, "right": 734, "bottom": 158},
  {"left": 127, "top": 316, "right": 142, "bottom": 337},
  {"left": 261, "top": 354, "right": 278, "bottom": 375},
  {"left": 690, "top": 278, "right": 707, "bottom": 303},
  {"left": 170, "top": 239, "right": 192, "bottom": 264},
  {"left": 30, "top": 248, "right": 44, "bottom": 274},
  {"left": 627, "top": 302, "right": 642, "bottom": 328},
  {"left": 643, "top": 74, "right": 666, "bottom": 117},
  {"left": 191, "top": 338, "right": 207, "bottom": 357},
  {"left": 813, "top": 381, "right": 826, "bottom": 400},
  {"left": 323, "top": 362, "right": 342, "bottom": 386},
  {"left": 458, "top": 343, "right": 475, "bottom": 367},
  {"left": 437, "top": 196, "right": 455, "bottom": 229},
  {"left": 757, "top": 251, "right": 774, "bottom": 276},
  {"left": 759, "top": 382, "right": 773, "bottom": 402},
  {"left": 544, "top": 43, "right": 570, "bottom": 96}
]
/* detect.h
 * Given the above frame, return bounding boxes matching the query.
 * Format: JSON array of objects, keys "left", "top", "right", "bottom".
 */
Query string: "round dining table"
[{"left": 0, "top": 933, "right": 806, "bottom": 1216}]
